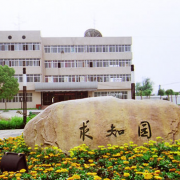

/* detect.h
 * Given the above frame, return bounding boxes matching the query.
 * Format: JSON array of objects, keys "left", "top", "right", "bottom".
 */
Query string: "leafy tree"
[
  {"left": 165, "top": 89, "right": 174, "bottom": 102},
  {"left": 0, "top": 65, "right": 19, "bottom": 109},
  {"left": 165, "top": 89, "right": 174, "bottom": 101},
  {"left": 135, "top": 78, "right": 153, "bottom": 99},
  {"left": 143, "top": 89, "right": 151, "bottom": 99},
  {"left": 174, "top": 92, "right": 179, "bottom": 104},
  {"left": 135, "top": 82, "right": 143, "bottom": 99},
  {"left": 158, "top": 89, "right": 165, "bottom": 99},
  {"left": 169, "top": 89, "right": 174, "bottom": 102}
]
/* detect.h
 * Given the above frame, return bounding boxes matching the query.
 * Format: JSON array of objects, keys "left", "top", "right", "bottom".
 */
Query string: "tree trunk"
[
  {"left": 171, "top": 95, "right": 173, "bottom": 102},
  {"left": 175, "top": 95, "right": 177, "bottom": 104},
  {"left": 4, "top": 99, "right": 7, "bottom": 110}
]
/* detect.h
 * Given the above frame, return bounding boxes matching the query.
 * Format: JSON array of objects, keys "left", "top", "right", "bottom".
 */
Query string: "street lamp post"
[
  {"left": 131, "top": 65, "right": 135, "bottom": 99},
  {"left": 23, "top": 68, "right": 27, "bottom": 127}
]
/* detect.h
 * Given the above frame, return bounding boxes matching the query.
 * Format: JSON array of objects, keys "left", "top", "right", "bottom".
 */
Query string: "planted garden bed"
[{"left": 0, "top": 136, "right": 180, "bottom": 179}]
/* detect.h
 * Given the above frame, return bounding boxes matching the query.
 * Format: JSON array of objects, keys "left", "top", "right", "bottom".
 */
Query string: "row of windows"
[
  {"left": 0, "top": 91, "right": 127, "bottom": 103},
  {"left": 94, "top": 91, "right": 128, "bottom": 99},
  {"left": 0, "top": 43, "right": 40, "bottom": 51},
  {"left": 14, "top": 74, "right": 41, "bottom": 82},
  {"left": 0, "top": 59, "right": 40, "bottom": 67},
  {"left": 45, "top": 59, "right": 131, "bottom": 68},
  {"left": 45, "top": 74, "right": 131, "bottom": 83},
  {"left": 44, "top": 45, "right": 131, "bottom": 53},
  {"left": 0, "top": 93, "right": 32, "bottom": 103}
]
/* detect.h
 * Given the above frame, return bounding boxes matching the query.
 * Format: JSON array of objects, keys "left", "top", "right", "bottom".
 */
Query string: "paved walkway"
[{"left": 0, "top": 129, "right": 24, "bottom": 139}]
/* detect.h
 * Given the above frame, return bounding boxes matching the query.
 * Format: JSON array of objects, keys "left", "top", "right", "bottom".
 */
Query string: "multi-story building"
[{"left": 0, "top": 30, "right": 134, "bottom": 109}]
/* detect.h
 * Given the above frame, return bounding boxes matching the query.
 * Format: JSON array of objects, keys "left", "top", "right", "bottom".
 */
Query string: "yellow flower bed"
[{"left": 0, "top": 136, "right": 180, "bottom": 179}]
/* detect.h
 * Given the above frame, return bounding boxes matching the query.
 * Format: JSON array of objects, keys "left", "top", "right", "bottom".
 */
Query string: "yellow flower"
[
  {"left": 102, "top": 155, "right": 109, "bottom": 158},
  {"left": 72, "top": 174, "right": 81, "bottom": 179},
  {"left": 84, "top": 164, "right": 90, "bottom": 168},
  {"left": 121, "top": 156, "right": 126, "bottom": 160},
  {"left": 155, "top": 170, "right": 160, "bottom": 174},
  {"left": 86, "top": 172, "right": 97, "bottom": 176},
  {"left": 113, "top": 153, "right": 121, "bottom": 157},
  {"left": 55, "top": 169, "right": 61, "bottom": 173},
  {"left": 90, "top": 163, "right": 95, "bottom": 166},
  {"left": 154, "top": 176, "right": 163, "bottom": 179},
  {"left": 19, "top": 169, "right": 26, "bottom": 173},
  {"left": 2, "top": 177, "right": 8, "bottom": 179},
  {"left": 123, "top": 172, "right": 130, "bottom": 177},
  {"left": 156, "top": 136, "right": 162, "bottom": 140},
  {"left": 15, "top": 173, "right": 22, "bottom": 177},
  {"left": 60, "top": 168, "right": 69, "bottom": 173},
  {"left": 123, "top": 161, "right": 129, "bottom": 164},
  {"left": 94, "top": 175, "right": 102, "bottom": 180},
  {"left": 143, "top": 163, "right": 149, "bottom": 166},
  {"left": 88, "top": 151, "right": 95, "bottom": 155},
  {"left": 88, "top": 159, "right": 94, "bottom": 163},
  {"left": 143, "top": 172, "right": 153, "bottom": 179}
]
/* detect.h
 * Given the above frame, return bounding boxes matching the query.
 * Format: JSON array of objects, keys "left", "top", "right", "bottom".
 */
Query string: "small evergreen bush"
[{"left": 0, "top": 114, "right": 37, "bottom": 130}]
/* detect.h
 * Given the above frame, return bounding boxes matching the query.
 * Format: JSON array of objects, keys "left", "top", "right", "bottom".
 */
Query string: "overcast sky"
[{"left": 0, "top": 0, "right": 180, "bottom": 94}]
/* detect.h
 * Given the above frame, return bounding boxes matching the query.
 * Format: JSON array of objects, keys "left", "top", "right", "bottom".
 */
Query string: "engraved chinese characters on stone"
[
  {"left": 138, "top": 121, "right": 151, "bottom": 139},
  {"left": 106, "top": 124, "right": 125, "bottom": 137},
  {"left": 79, "top": 120, "right": 93, "bottom": 141}
]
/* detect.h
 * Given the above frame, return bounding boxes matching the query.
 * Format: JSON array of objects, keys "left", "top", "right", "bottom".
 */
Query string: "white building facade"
[{"left": 0, "top": 30, "right": 134, "bottom": 109}]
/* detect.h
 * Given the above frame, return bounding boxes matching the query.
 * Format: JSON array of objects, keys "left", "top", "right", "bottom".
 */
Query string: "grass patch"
[{"left": 0, "top": 114, "right": 37, "bottom": 130}]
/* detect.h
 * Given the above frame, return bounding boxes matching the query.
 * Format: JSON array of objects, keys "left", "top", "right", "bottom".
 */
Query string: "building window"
[
  {"left": 26, "top": 93, "right": 32, "bottom": 102},
  {"left": 0, "top": 93, "right": 32, "bottom": 103},
  {"left": 0, "top": 43, "right": 40, "bottom": 51},
  {"left": 44, "top": 59, "right": 131, "bottom": 68},
  {"left": 94, "top": 91, "right": 128, "bottom": 99},
  {"left": 45, "top": 74, "right": 131, "bottom": 83},
  {"left": 44, "top": 44, "right": 131, "bottom": 53},
  {"left": 27, "top": 74, "right": 40, "bottom": 82},
  {"left": 14, "top": 74, "right": 23, "bottom": 82},
  {"left": 0, "top": 59, "right": 40, "bottom": 67},
  {"left": 8, "top": 35, "right": 12, "bottom": 39}
]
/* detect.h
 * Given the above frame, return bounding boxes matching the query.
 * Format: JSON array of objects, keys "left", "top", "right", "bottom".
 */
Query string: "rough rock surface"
[{"left": 23, "top": 97, "right": 180, "bottom": 152}]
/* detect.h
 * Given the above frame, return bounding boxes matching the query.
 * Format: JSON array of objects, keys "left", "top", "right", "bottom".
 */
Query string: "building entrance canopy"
[{"left": 35, "top": 82, "right": 98, "bottom": 92}]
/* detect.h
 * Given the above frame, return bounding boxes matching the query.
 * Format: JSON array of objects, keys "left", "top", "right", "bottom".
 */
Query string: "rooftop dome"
[{"left": 84, "top": 29, "right": 102, "bottom": 37}]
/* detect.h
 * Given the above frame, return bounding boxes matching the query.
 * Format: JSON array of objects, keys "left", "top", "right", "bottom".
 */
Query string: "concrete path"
[{"left": 0, "top": 129, "right": 24, "bottom": 139}]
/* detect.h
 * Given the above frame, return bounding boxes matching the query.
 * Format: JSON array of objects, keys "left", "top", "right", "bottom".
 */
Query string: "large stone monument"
[{"left": 23, "top": 97, "right": 180, "bottom": 152}]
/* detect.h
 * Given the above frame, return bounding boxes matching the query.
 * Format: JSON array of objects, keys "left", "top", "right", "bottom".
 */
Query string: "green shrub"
[
  {"left": 27, "top": 112, "right": 37, "bottom": 122},
  {"left": 0, "top": 114, "right": 37, "bottom": 130},
  {"left": 10, "top": 116, "right": 24, "bottom": 129},
  {"left": 0, "top": 116, "right": 23, "bottom": 130},
  {"left": 0, "top": 120, "right": 10, "bottom": 129}
]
